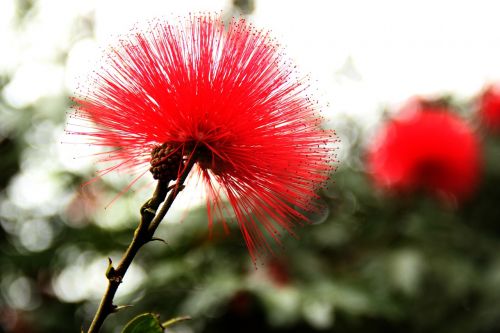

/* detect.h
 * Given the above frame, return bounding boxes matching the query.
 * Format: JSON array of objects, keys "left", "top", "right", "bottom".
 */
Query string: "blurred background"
[{"left": 1, "top": 0, "right": 500, "bottom": 332}]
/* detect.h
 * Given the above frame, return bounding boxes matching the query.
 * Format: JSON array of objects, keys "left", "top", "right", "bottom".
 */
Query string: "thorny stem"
[{"left": 86, "top": 154, "right": 197, "bottom": 333}]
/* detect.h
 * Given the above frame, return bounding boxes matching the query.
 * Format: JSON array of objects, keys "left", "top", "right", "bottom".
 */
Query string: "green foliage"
[{"left": 121, "top": 313, "right": 162, "bottom": 333}]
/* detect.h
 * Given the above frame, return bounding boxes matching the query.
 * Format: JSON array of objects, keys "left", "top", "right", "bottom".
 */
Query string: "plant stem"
[{"left": 86, "top": 156, "right": 197, "bottom": 333}]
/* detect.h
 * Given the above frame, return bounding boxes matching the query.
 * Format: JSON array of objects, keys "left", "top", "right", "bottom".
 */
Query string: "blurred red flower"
[
  {"left": 478, "top": 84, "right": 500, "bottom": 132},
  {"left": 367, "top": 99, "right": 480, "bottom": 203},
  {"left": 69, "top": 15, "right": 335, "bottom": 260},
  {"left": 266, "top": 258, "right": 291, "bottom": 287}
]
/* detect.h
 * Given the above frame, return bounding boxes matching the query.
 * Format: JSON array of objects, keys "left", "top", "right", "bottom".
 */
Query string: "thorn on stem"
[
  {"left": 150, "top": 237, "right": 167, "bottom": 244},
  {"left": 105, "top": 258, "right": 122, "bottom": 283},
  {"left": 112, "top": 304, "right": 133, "bottom": 313},
  {"left": 141, "top": 205, "right": 157, "bottom": 218},
  {"left": 105, "top": 258, "right": 115, "bottom": 279}
]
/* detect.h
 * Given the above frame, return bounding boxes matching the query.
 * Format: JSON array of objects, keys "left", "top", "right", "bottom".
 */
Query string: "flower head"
[
  {"left": 477, "top": 83, "right": 500, "bottom": 132},
  {"left": 367, "top": 98, "right": 480, "bottom": 203},
  {"left": 69, "top": 15, "right": 335, "bottom": 260}
]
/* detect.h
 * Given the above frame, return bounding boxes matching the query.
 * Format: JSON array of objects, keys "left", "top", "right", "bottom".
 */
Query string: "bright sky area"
[{"left": 2, "top": 0, "right": 500, "bottom": 124}]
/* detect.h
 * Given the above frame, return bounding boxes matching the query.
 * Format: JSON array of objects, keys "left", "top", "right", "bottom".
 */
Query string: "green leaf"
[{"left": 122, "top": 313, "right": 163, "bottom": 333}]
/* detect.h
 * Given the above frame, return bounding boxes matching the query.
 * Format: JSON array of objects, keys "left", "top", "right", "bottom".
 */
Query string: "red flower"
[
  {"left": 478, "top": 83, "right": 500, "bottom": 132},
  {"left": 69, "top": 15, "right": 335, "bottom": 260},
  {"left": 367, "top": 99, "right": 480, "bottom": 202}
]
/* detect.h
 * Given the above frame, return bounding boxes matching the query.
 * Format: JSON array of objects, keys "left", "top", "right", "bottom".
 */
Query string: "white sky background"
[
  {"left": 253, "top": 1, "right": 500, "bottom": 123},
  {"left": 3, "top": 0, "right": 500, "bottom": 123},
  {"left": 92, "top": 0, "right": 500, "bottom": 123}
]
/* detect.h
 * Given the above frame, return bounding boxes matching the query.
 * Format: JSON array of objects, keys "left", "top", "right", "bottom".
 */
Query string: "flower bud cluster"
[{"left": 149, "top": 144, "right": 184, "bottom": 182}]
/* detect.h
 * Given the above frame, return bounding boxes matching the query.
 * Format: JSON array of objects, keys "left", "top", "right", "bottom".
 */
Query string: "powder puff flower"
[
  {"left": 69, "top": 15, "right": 335, "bottom": 260},
  {"left": 367, "top": 99, "right": 480, "bottom": 203},
  {"left": 477, "top": 83, "right": 500, "bottom": 132}
]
